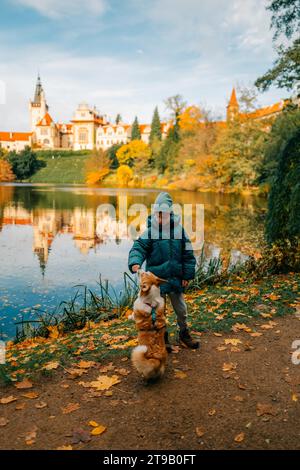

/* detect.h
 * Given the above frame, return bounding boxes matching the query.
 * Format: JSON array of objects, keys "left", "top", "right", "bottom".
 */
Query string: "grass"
[
  {"left": 1, "top": 271, "right": 299, "bottom": 386},
  {"left": 28, "top": 151, "right": 90, "bottom": 184},
  {"left": 14, "top": 273, "right": 138, "bottom": 342}
]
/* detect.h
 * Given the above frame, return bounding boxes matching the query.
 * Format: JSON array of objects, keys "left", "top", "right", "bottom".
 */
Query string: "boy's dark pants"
[{"left": 164, "top": 292, "right": 188, "bottom": 330}]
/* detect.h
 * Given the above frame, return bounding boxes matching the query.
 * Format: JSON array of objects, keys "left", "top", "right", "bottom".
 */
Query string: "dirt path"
[{"left": 1, "top": 314, "right": 300, "bottom": 450}]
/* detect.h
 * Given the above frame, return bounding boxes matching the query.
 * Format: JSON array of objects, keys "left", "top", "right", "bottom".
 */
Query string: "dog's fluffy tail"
[{"left": 131, "top": 345, "right": 164, "bottom": 381}]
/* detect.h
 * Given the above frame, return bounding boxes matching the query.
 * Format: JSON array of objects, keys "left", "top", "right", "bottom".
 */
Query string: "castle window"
[
  {"left": 41, "top": 128, "right": 48, "bottom": 135},
  {"left": 78, "top": 127, "right": 88, "bottom": 144}
]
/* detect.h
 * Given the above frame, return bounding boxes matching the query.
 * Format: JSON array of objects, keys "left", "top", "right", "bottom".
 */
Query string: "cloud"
[
  {"left": 0, "top": 0, "right": 285, "bottom": 131},
  {"left": 13, "top": 0, "right": 107, "bottom": 18},
  {"left": 141, "top": 0, "right": 273, "bottom": 55},
  {"left": 228, "top": 0, "right": 273, "bottom": 52}
]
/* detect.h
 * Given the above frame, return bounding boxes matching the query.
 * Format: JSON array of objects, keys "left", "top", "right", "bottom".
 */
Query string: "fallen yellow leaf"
[
  {"left": 195, "top": 427, "right": 205, "bottom": 437},
  {"left": 14, "top": 379, "right": 33, "bottom": 389},
  {"left": 62, "top": 403, "right": 80, "bottom": 414},
  {"left": 90, "top": 425, "right": 106, "bottom": 436},
  {"left": 234, "top": 432, "right": 245, "bottom": 443},
  {"left": 222, "top": 362, "right": 237, "bottom": 372},
  {"left": 88, "top": 375, "right": 121, "bottom": 391},
  {"left": 43, "top": 361, "right": 59, "bottom": 370},
  {"left": 89, "top": 421, "right": 99, "bottom": 427},
  {"left": 22, "top": 392, "right": 39, "bottom": 399},
  {"left": 174, "top": 370, "right": 187, "bottom": 379},
  {"left": 0, "top": 396, "right": 17, "bottom": 405},
  {"left": 224, "top": 339, "right": 242, "bottom": 346},
  {"left": 47, "top": 326, "right": 60, "bottom": 339},
  {"left": 77, "top": 360, "right": 96, "bottom": 369}
]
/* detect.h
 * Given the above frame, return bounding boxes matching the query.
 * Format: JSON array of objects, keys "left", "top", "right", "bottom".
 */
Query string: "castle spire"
[
  {"left": 33, "top": 73, "right": 44, "bottom": 104},
  {"left": 227, "top": 87, "right": 240, "bottom": 121},
  {"left": 229, "top": 88, "right": 238, "bottom": 107}
]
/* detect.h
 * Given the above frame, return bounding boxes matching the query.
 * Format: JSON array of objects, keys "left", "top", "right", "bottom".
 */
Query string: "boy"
[{"left": 128, "top": 192, "right": 199, "bottom": 349}]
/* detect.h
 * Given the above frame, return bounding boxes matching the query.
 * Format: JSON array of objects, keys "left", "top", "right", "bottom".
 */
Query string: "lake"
[{"left": 0, "top": 184, "right": 267, "bottom": 339}]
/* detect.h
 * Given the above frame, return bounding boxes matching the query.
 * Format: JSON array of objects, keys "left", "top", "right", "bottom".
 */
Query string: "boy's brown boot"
[
  {"left": 179, "top": 327, "right": 200, "bottom": 349},
  {"left": 164, "top": 330, "right": 173, "bottom": 353}
]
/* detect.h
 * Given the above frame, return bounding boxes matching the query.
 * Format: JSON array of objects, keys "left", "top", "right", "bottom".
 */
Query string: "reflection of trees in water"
[
  {"left": 0, "top": 185, "right": 14, "bottom": 233},
  {"left": 204, "top": 204, "right": 266, "bottom": 256},
  {"left": 0, "top": 185, "right": 267, "bottom": 258}
]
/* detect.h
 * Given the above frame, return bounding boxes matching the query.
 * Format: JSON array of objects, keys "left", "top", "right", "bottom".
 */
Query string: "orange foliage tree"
[
  {"left": 116, "top": 165, "right": 133, "bottom": 187},
  {"left": 0, "top": 159, "right": 15, "bottom": 182},
  {"left": 178, "top": 105, "right": 203, "bottom": 133},
  {"left": 85, "top": 149, "right": 110, "bottom": 185}
]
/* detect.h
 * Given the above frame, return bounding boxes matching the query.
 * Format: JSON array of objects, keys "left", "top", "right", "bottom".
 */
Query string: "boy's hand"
[
  {"left": 182, "top": 280, "right": 189, "bottom": 288},
  {"left": 132, "top": 264, "right": 140, "bottom": 273}
]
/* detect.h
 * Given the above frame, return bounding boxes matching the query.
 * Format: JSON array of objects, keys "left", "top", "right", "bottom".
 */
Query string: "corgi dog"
[{"left": 131, "top": 271, "right": 167, "bottom": 381}]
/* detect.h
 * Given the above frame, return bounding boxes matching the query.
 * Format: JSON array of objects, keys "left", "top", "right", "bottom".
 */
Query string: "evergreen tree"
[
  {"left": 115, "top": 114, "right": 122, "bottom": 124},
  {"left": 131, "top": 117, "right": 141, "bottom": 140},
  {"left": 7, "top": 146, "right": 43, "bottom": 180},
  {"left": 258, "top": 108, "right": 300, "bottom": 185},
  {"left": 266, "top": 127, "right": 300, "bottom": 245},
  {"left": 156, "top": 127, "right": 180, "bottom": 173},
  {"left": 149, "top": 107, "right": 162, "bottom": 143},
  {"left": 106, "top": 143, "right": 122, "bottom": 168}
]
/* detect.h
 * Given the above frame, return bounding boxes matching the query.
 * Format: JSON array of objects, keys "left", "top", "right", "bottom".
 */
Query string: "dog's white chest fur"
[{"left": 132, "top": 285, "right": 164, "bottom": 318}]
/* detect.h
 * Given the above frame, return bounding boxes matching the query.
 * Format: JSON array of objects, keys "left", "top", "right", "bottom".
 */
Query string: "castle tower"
[
  {"left": 29, "top": 74, "right": 49, "bottom": 132},
  {"left": 226, "top": 88, "right": 240, "bottom": 121}
]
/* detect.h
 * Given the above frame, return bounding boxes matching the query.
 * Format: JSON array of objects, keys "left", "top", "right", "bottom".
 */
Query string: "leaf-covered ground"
[
  {"left": 1, "top": 272, "right": 299, "bottom": 385},
  {"left": 0, "top": 273, "right": 299, "bottom": 449}
]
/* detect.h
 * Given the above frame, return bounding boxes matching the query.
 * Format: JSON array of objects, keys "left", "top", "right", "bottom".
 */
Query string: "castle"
[{"left": 0, "top": 76, "right": 287, "bottom": 153}]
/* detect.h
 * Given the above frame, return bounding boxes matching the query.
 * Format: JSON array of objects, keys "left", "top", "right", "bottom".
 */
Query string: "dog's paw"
[{"left": 128, "top": 313, "right": 135, "bottom": 321}]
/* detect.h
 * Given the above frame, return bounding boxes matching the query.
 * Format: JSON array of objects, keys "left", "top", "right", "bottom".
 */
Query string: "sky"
[{"left": 0, "top": 0, "right": 288, "bottom": 131}]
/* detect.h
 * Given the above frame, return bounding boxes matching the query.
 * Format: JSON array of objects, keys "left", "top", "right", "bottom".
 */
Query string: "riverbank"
[
  {"left": 21, "top": 152, "right": 267, "bottom": 195},
  {"left": 0, "top": 272, "right": 299, "bottom": 450},
  {"left": 1, "top": 271, "right": 299, "bottom": 385}
]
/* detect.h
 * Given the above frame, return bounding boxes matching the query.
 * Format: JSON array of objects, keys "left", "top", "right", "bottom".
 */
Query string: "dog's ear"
[{"left": 154, "top": 275, "right": 168, "bottom": 285}]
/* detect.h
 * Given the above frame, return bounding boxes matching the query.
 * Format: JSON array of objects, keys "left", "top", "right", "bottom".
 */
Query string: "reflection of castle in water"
[{"left": 1, "top": 205, "right": 133, "bottom": 274}]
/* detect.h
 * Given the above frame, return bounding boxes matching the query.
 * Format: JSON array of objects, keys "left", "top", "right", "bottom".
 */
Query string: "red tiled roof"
[
  {"left": 240, "top": 101, "right": 285, "bottom": 120},
  {"left": 0, "top": 132, "right": 32, "bottom": 142},
  {"left": 36, "top": 113, "right": 54, "bottom": 127}
]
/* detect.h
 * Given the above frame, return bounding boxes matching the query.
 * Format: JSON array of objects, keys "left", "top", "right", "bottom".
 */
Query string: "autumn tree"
[
  {"left": 117, "top": 165, "right": 133, "bottom": 187},
  {"left": 85, "top": 149, "right": 110, "bottom": 184},
  {"left": 116, "top": 140, "right": 151, "bottom": 170},
  {"left": 164, "top": 94, "right": 187, "bottom": 122},
  {"left": 212, "top": 119, "right": 267, "bottom": 189},
  {"left": 131, "top": 117, "right": 141, "bottom": 140},
  {"left": 178, "top": 105, "right": 203, "bottom": 134},
  {"left": 236, "top": 84, "right": 258, "bottom": 112},
  {"left": 0, "top": 159, "right": 15, "bottom": 182}
]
